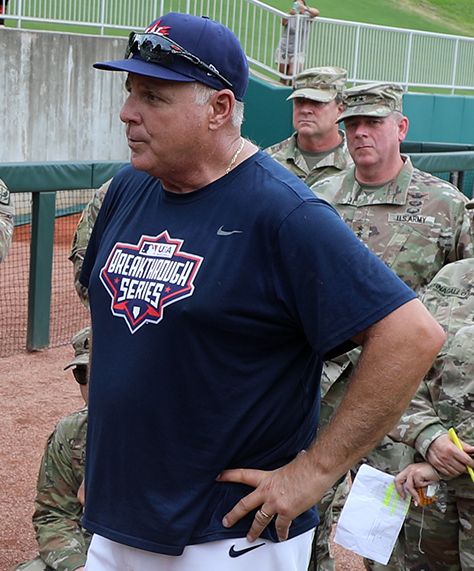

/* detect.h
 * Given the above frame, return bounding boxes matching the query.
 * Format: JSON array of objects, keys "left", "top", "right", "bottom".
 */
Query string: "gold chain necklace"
[{"left": 225, "top": 138, "right": 245, "bottom": 175}]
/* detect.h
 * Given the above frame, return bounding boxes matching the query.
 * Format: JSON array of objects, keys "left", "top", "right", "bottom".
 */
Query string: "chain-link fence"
[{"left": 1, "top": 189, "right": 94, "bottom": 357}]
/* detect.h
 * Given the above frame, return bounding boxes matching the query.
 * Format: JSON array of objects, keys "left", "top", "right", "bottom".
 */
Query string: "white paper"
[{"left": 334, "top": 464, "right": 411, "bottom": 564}]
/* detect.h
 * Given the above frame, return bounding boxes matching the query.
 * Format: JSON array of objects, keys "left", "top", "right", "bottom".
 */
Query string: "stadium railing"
[
  {"left": 0, "top": 152, "right": 473, "bottom": 357},
  {"left": 2, "top": 0, "right": 474, "bottom": 91}
]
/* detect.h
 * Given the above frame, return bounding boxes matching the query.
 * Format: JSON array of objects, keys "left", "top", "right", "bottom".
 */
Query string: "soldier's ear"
[{"left": 397, "top": 116, "right": 409, "bottom": 142}]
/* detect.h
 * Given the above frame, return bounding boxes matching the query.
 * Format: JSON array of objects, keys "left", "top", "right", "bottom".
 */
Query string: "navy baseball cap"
[{"left": 94, "top": 12, "right": 249, "bottom": 101}]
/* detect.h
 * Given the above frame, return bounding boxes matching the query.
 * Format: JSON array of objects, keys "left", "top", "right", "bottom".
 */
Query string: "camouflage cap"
[
  {"left": 64, "top": 326, "right": 90, "bottom": 369},
  {"left": 287, "top": 66, "right": 347, "bottom": 103},
  {"left": 337, "top": 82, "right": 404, "bottom": 122}
]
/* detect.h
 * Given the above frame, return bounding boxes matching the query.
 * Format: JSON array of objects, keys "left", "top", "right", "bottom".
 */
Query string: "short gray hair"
[
  {"left": 193, "top": 83, "right": 244, "bottom": 128},
  {"left": 391, "top": 111, "right": 404, "bottom": 122}
]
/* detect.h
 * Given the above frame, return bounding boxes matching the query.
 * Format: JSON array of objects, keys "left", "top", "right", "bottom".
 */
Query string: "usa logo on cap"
[{"left": 145, "top": 20, "right": 170, "bottom": 36}]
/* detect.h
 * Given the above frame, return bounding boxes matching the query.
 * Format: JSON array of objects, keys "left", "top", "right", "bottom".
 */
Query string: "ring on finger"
[{"left": 258, "top": 509, "right": 273, "bottom": 519}]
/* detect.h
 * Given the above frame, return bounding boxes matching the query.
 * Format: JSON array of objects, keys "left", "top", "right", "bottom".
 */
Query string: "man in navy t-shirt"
[{"left": 80, "top": 12, "right": 445, "bottom": 571}]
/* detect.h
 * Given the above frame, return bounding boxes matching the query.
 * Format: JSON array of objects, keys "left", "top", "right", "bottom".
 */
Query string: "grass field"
[{"left": 265, "top": 0, "right": 474, "bottom": 36}]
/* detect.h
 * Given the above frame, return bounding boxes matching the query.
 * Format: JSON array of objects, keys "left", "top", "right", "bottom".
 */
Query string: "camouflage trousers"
[
  {"left": 307, "top": 474, "right": 350, "bottom": 571},
  {"left": 403, "top": 475, "right": 474, "bottom": 570},
  {"left": 14, "top": 556, "right": 51, "bottom": 571}
]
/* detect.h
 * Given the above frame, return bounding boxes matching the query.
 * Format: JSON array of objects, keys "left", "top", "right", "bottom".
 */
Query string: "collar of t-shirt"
[
  {"left": 356, "top": 180, "right": 391, "bottom": 194},
  {"left": 299, "top": 143, "right": 342, "bottom": 171}
]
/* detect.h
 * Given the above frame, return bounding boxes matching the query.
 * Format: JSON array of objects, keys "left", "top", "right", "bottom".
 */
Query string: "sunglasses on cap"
[
  {"left": 72, "top": 366, "right": 88, "bottom": 386},
  {"left": 125, "top": 32, "right": 233, "bottom": 90}
]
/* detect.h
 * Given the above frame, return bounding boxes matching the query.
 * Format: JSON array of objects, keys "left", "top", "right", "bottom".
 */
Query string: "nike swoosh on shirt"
[
  {"left": 228, "top": 543, "right": 265, "bottom": 558},
  {"left": 217, "top": 225, "right": 243, "bottom": 236}
]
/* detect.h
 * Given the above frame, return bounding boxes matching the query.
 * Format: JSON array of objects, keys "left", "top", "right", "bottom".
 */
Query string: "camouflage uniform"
[
  {"left": 265, "top": 67, "right": 353, "bottom": 187},
  {"left": 15, "top": 409, "right": 89, "bottom": 571},
  {"left": 15, "top": 328, "right": 91, "bottom": 571},
  {"left": 390, "top": 257, "right": 474, "bottom": 570},
  {"left": 265, "top": 130, "right": 352, "bottom": 187},
  {"left": 68, "top": 180, "right": 110, "bottom": 308},
  {"left": 0, "top": 177, "right": 14, "bottom": 263},
  {"left": 313, "top": 157, "right": 472, "bottom": 289},
  {"left": 311, "top": 83, "right": 473, "bottom": 571}
]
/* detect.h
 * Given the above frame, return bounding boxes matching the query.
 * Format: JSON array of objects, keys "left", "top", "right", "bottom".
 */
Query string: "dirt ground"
[
  {"left": 0, "top": 346, "right": 83, "bottom": 570},
  {"left": 0, "top": 346, "right": 364, "bottom": 570}
]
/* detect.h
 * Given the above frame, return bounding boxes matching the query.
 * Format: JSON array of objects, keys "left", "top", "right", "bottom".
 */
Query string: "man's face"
[
  {"left": 292, "top": 97, "right": 342, "bottom": 140},
  {"left": 294, "top": 0, "right": 306, "bottom": 12},
  {"left": 344, "top": 114, "right": 408, "bottom": 169},
  {"left": 120, "top": 74, "right": 208, "bottom": 177},
  {"left": 73, "top": 365, "right": 89, "bottom": 404}
]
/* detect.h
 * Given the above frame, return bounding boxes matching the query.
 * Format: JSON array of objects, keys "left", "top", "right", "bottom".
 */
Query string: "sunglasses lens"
[
  {"left": 125, "top": 33, "right": 173, "bottom": 63},
  {"left": 73, "top": 367, "right": 88, "bottom": 386},
  {"left": 141, "top": 37, "right": 172, "bottom": 63}
]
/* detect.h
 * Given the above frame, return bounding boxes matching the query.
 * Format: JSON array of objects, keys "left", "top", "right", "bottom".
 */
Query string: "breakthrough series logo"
[{"left": 100, "top": 231, "right": 203, "bottom": 333}]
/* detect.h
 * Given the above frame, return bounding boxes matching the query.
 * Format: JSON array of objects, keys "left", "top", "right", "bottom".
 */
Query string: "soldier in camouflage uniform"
[
  {"left": 0, "top": 177, "right": 14, "bottom": 263},
  {"left": 265, "top": 67, "right": 352, "bottom": 186},
  {"left": 269, "top": 67, "right": 353, "bottom": 571},
  {"left": 68, "top": 180, "right": 110, "bottom": 308},
  {"left": 15, "top": 328, "right": 91, "bottom": 571},
  {"left": 311, "top": 83, "right": 473, "bottom": 571},
  {"left": 392, "top": 244, "right": 474, "bottom": 570}
]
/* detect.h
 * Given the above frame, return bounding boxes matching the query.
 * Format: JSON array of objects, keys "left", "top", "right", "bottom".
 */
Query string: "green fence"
[
  {"left": 401, "top": 144, "right": 474, "bottom": 199},
  {"left": 244, "top": 78, "right": 474, "bottom": 149},
  {"left": 0, "top": 154, "right": 473, "bottom": 357},
  {"left": 0, "top": 161, "right": 126, "bottom": 357}
]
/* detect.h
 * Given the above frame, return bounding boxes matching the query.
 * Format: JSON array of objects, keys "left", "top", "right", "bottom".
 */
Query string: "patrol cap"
[
  {"left": 64, "top": 327, "right": 90, "bottom": 370},
  {"left": 94, "top": 12, "right": 249, "bottom": 101},
  {"left": 338, "top": 82, "right": 404, "bottom": 122},
  {"left": 287, "top": 66, "right": 347, "bottom": 103}
]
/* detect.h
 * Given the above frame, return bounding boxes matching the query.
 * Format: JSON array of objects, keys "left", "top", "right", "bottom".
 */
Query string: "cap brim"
[
  {"left": 337, "top": 107, "right": 393, "bottom": 123},
  {"left": 64, "top": 355, "right": 89, "bottom": 370},
  {"left": 287, "top": 88, "right": 337, "bottom": 103},
  {"left": 93, "top": 57, "right": 197, "bottom": 84}
]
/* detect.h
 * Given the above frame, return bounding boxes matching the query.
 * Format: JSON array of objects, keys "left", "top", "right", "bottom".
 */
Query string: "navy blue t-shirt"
[{"left": 80, "top": 151, "right": 415, "bottom": 555}]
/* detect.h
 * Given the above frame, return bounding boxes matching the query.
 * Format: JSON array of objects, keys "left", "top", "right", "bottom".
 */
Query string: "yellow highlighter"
[{"left": 448, "top": 427, "right": 474, "bottom": 483}]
